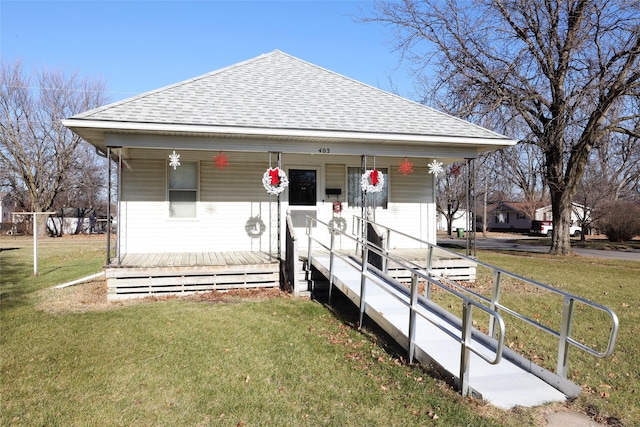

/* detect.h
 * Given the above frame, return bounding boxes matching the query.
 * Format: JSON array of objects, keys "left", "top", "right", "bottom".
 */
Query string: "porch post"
[
  {"left": 106, "top": 147, "right": 111, "bottom": 265},
  {"left": 277, "top": 152, "right": 282, "bottom": 261},
  {"left": 465, "top": 158, "right": 476, "bottom": 257},
  {"left": 117, "top": 148, "right": 122, "bottom": 265},
  {"left": 360, "top": 155, "right": 366, "bottom": 250}
]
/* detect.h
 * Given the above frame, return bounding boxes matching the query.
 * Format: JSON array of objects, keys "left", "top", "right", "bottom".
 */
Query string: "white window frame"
[{"left": 167, "top": 161, "right": 199, "bottom": 218}]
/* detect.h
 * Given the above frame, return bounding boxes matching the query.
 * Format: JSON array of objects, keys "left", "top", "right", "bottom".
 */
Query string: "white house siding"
[{"left": 118, "top": 150, "right": 436, "bottom": 254}]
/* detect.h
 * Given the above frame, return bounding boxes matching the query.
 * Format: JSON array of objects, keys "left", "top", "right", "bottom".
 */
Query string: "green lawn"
[{"left": 1, "top": 235, "right": 638, "bottom": 426}]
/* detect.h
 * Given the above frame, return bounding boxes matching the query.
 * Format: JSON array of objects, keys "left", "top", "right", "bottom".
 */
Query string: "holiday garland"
[
  {"left": 360, "top": 169, "right": 384, "bottom": 193},
  {"left": 262, "top": 167, "right": 289, "bottom": 195}
]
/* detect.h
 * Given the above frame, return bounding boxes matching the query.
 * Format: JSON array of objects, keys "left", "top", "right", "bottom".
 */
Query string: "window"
[
  {"left": 347, "top": 167, "right": 388, "bottom": 209},
  {"left": 168, "top": 162, "right": 198, "bottom": 217},
  {"left": 288, "top": 169, "right": 317, "bottom": 206}
]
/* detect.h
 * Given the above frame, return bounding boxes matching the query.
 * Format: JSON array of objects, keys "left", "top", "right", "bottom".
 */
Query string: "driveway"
[{"left": 439, "top": 236, "right": 640, "bottom": 261}]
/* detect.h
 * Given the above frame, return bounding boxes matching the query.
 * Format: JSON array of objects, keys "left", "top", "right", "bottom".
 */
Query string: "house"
[
  {"left": 437, "top": 210, "right": 469, "bottom": 233},
  {"left": 534, "top": 202, "right": 591, "bottom": 234},
  {"left": 0, "top": 192, "right": 17, "bottom": 234},
  {"left": 63, "top": 50, "right": 516, "bottom": 299},
  {"left": 483, "top": 202, "right": 533, "bottom": 233}
]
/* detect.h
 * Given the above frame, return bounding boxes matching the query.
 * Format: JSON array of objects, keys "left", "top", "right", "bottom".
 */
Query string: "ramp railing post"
[
  {"left": 382, "top": 228, "right": 391, "bottom": 274},
  {"left": 459, "top": 301, "right": 473, "bottom": 396},
  {"left": 358, "top": 245, "right": 369, "bottom": 329},
  {"left": 328, "top": 227, "right": 336, "bottom": 303},
  {"left": 557, "top": 296, "right": 575, "bottom": 378},
  {"left": 489, "top": 270, "right": 503, "bottom": 338},
  {"left": 408, "top": 272, "right": 419, "bottom": 362},
  {"left": 425, "top": 246, "right": 434, "bottom": 299}
]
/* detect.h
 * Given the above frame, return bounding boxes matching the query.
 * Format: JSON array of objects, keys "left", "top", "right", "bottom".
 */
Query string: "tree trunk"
[{"left": 549, "top": 201, "right": 573, "bottom": 254}]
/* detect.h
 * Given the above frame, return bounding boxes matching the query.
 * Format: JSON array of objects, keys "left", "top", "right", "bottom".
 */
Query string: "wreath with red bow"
[
  {"left": 361, "top": 169, "right": 384, "bottom": 193},
  {"left": 262, "top": 167, "right": 289, "bottom": 195}
]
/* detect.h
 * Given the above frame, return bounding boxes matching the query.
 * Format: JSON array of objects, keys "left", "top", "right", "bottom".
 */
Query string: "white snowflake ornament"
[
  {"left": 169, "top": 150, "right": 181, "bottom": 170},
  {"left": 428, "top": 159, "right": 444, "bottom": 177}
]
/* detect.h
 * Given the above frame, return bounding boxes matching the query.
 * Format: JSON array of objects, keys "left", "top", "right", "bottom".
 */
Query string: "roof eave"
[{"left": 63, "top": 119, "right": 518, "bottom": 148}]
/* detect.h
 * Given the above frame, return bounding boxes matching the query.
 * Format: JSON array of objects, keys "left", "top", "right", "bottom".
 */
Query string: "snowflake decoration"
[
  {"left": 213, "top": 152, "right": 230, "bottom": 170},
  {"left": 398, "top": 158, "right": 414, "bottom": 176},
  {"left": 168, "top": 150, "right": 181, "bottom": 170},
  {"left": 428, "top": 159, "right": 443, "bottom": 177}
]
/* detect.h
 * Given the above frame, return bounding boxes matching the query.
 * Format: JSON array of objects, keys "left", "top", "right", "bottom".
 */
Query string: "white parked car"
[{"left": 530, "top": 220, "right": 582, "bottom": 237}]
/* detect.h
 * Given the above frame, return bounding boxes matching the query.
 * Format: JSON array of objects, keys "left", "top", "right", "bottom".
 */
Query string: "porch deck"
[
  {"left": 116, "top": 251, "right": 278, "bottom": 268},
  {"left": 106, "top": 251, "right": 280, "bottom": 301}
]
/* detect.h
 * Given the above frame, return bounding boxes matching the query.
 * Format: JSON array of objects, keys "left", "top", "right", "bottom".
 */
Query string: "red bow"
[
  {"left": 370, "top": 169, "right": 380, "bottom": 185},
  {"left": 269, "top": 168, "right": 280, "bottom": 185}
]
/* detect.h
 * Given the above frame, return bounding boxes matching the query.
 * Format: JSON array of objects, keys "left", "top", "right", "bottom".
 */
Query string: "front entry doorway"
[{"left": 288, "top": 168, "right": 317, "bottom": 229}]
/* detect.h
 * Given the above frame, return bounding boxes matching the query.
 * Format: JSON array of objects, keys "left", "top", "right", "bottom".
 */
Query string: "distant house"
[
  {"left": 437, "top": 210, "right": 469, "bottom": 232},
  {"left": 483, "top": 202, "right": 533, "bottom": 233},
  {"left": 0, "top": 192, "right": 17, "bottom": 233}
]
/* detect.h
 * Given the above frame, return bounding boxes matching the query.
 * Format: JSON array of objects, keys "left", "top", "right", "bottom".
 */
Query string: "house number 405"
[{"left": 318, "top": 148, "right": 330, "bottom": 153}]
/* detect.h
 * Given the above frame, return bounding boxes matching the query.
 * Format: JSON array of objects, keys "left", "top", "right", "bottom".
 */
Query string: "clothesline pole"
[{"left": 12, "top": 212, "right": 55, "bottom": 276}]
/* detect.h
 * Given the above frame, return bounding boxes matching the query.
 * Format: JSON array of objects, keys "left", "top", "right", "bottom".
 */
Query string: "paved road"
[{"left": 439, "top": 237, "right": 640, "bottom": 261}]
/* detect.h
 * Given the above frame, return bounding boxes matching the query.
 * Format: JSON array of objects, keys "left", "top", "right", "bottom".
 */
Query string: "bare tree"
[
  {"left": 0, "top": 60, "right": 107, "bottom": 234},
  {"left": 436, "top": 163, "right": 467, "bottom": 235},
  {"left": 368, "top": 0, "right": 640, "bottom": 254}
]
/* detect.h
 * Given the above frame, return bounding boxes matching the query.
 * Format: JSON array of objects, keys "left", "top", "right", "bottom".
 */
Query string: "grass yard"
[{"left": 1, "top": 235, "right": 638, "bottom": 426}]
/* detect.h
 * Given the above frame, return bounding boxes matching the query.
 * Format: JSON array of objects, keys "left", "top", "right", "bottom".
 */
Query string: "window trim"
[{"left": 167, "top": 160, "right": 199, "bottom": 218}]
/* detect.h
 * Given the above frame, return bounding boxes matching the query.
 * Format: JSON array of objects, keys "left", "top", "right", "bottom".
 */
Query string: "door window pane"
[{"left": 288, "top": 169, "right": 316, "bottom": 206}]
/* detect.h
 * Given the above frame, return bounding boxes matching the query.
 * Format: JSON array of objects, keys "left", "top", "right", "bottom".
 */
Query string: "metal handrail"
[
  {"left": 356, "top": 217, "right": 620, "bottom": 378},
  {"left": 306, "top": 216, "right": 506, "bottom": 396}
]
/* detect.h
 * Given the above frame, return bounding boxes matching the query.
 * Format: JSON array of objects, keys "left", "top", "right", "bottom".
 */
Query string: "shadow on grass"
[
  {"left": 0, "top": 250, "right": 36, "bottom": 310},
  {"left": 310, "top": 276, "right": 415, "bottom": 366},
  {"left": 309, "top": 271, "right": 460, "bottom": 391}
]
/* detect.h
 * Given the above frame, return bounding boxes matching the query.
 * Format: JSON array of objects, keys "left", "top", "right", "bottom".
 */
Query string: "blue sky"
[{"left": 1, "top": 0, "right": 419, "bottom": 104}]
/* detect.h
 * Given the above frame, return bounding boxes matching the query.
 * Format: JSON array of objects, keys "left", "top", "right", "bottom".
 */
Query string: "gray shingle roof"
[{"left": 70, "top": 50, "right": 511, "bottom": 142}]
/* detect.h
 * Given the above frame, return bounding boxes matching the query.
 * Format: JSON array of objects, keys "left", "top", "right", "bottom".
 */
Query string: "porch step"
[{"left": 106, "top": 263, "right": 280, "bottom": 301}]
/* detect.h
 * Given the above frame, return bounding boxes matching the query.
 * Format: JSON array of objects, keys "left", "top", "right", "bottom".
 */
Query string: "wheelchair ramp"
[{"left": 310, "top": 255, "right": 574, "bottom": 409}]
